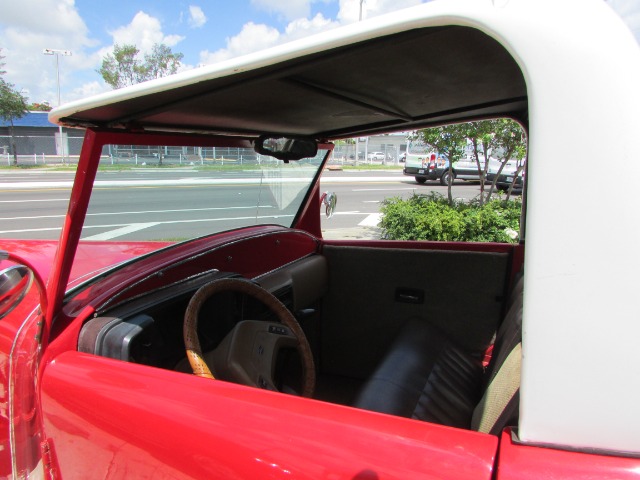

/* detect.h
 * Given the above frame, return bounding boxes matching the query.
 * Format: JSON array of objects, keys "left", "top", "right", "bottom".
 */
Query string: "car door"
[{"left": 40, "top": 350, "right": 498, "bottom": 479}]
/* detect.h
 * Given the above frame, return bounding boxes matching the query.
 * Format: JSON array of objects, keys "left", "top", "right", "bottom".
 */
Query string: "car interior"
[
  {"left": 77, "top": 229, "right": 523, "bottom": 436},
  {"left": 61, "top": 19, "right": 528, "bottom": 440}
]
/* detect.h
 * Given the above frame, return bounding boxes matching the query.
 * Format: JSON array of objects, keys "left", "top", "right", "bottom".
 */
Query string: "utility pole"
[{"left": 43, "top": 48, "right": 72, "bottom": 164}]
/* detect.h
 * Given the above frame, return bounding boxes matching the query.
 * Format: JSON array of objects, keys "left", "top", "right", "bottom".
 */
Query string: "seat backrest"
[{"left": 471, "top": 274, "right": 524, "bottom": 434}]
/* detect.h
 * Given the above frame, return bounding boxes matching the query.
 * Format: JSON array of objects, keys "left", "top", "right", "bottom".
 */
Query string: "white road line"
[
  {"left": 0, "top": 226, "right": 63, "bottom": 234},
  {"left": 83, "top": 223, "right": 160, "bottom": 241},
  {"left": 0, "top": 175, "right": 406, "bottom": 190},
  {"left": 0, "top": 198, "right": 69, "bottom": 203},
  {"left": 358, "top": 213, "right": 382, "bottom": 227},
  {"left": 0, "top": 214, "right": 66, "bottom": 221},
  {"left": 0, "top": 177, "right": 311, "bottom": 190},
  {"left": 83, "top": 205, "right": 274, "bottom": 218},
  {"left": 0, "top": 212, "right": 294, "bottom": 235},
  {"left": 0, "top": 205, "right": 273, "bottom": 222}
]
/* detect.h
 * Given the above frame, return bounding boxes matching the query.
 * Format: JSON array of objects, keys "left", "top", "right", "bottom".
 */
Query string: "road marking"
[
  {"left": 0, "top": 174, "right": 408, "bottom": 190},
  {"left": 0, "top": 226, "right": 62, "bottom": 234},
  {"left": 81, "top": 215, "right": 295, "bottom": 241},
  {"left": 0, "top": 198, "right": 69, "bottom": 203},
  {"left": 0, "top": 177, "right": 313, "bottom": 190},
  {"left": 84, "top": 204, "right": 274, "bottom": 218},
  {"left": 0, "top": 214, "right": 66, "bottom": 221},
  {"left": 83, "top": 223, "right": 160, "bottom": 241},
  {"left": 7, "top": 213, "right": 293, "bottom": 240},
  {"left": 359, "top": 213, "right": 382, "bottom": 227},
  {"left": 0, "top": 205, "right": 274, "bottom": 222}
]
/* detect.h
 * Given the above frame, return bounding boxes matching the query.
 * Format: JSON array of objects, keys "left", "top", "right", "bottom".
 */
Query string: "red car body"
[{"left": 2, "top": 0, "right": 640, "bottom": 478}]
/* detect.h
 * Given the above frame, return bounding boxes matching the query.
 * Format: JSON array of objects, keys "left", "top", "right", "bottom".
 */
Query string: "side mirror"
[
  {"left": 320, "top": 192, "right": 337, "bottom": 218},
  {"left": 255, "top": 135, "right": 318, "bottom": 162},
  {"left": 0, "top": 265, "right": 33, "bottom": 319}
]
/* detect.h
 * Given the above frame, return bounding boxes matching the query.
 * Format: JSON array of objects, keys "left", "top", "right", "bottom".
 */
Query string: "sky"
[{"left": 1, "top": 0, "right": 639, "bottom": 107}]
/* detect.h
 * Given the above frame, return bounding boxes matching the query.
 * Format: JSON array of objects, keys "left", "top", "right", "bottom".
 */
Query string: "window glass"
[
  {"left": 320, "top": 120, "right": 526, "bottom": 243},
  {"left": 81, "top": 144, "right": 327, "bottom": 244}
]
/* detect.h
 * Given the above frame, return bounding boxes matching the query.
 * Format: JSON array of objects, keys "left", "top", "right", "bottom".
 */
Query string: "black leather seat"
[{"left": 354, "top": 275, "right": 523, "bottom": 434}]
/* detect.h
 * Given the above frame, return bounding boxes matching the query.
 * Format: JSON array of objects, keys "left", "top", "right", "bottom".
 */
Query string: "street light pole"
[
  {"left": 359, "top": 0, "right": 365, "bottom": 21},
  {"left": 43, "top": 48, "right": 72, "bottom": 164}
]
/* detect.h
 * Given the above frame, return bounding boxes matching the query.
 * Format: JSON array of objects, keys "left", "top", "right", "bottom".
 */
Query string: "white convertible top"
[{"left": 51, "top": 0, "right": 640, "bottom": 455}]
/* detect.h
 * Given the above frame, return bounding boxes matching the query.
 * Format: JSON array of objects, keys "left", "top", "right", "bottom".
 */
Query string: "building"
[{"left": 0, "top": 111, "right": 84, "bottom": 161}]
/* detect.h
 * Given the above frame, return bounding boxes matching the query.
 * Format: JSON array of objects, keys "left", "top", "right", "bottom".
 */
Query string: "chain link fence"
[
  {"left": 328, "top": 141, "right": 406, "bottom": 167},
  {"left": 1, "top": 134, "right": 408, "bottom": 167},
  {"left": 0, "top": 137, "right": 276, "bottom": 167}
]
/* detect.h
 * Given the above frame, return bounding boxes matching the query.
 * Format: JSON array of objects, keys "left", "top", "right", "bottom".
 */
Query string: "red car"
[{"left": 2, "top": 0, "right": 640, "bottom": 478}]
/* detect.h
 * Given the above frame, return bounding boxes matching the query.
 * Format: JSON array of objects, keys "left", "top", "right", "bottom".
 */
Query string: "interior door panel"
[{"left": 320, "top": 245, "right": 509, "bottom": 379}]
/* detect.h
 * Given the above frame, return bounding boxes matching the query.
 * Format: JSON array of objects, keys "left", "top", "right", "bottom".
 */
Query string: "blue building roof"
[{"left": 0, "top": 111, "right": 57, "bottom": 128}]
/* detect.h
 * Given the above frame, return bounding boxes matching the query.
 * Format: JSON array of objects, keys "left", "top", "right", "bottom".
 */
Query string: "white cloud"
[
  {"left": 109, "top": 11, "right": 185, "bottom": 54},
  {"left": 337, "top": 0, "right": 425, "bottom": 23},
  {"left": 0, "top": 0, "right": 99, "bottom": 104},
  {"left": 285, "top": 13, "right": 340, "bottom": 40},
  {"left": 0, "top": 0, "right": 88, "bottom": 37},
  {"left": 251, "top": 0, "right": 311, "bottom": 21},
  {"left": 200, "top": 22, "right": 281, "bottom": 64},
  {"left": 199, "top": 13, "right": 339, "bottom": 65},
  {"left": 204, "top": 0, "right": 426, "bottom": 67},
  {"left": 188, "top": 6, "right": 208, "bottom": 29},
  {"left": 71, "top": 81, "right": 110, "bottom": 100}
]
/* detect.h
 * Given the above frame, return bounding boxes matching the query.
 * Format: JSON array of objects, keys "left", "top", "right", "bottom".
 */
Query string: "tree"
[
  {"left": 0, "top": 51, "right": 29, "bottom": 166},
  {"left": 28, "top": 101, "right": 52, "bottom": 112},
  {"left": 98, "top": 44, "right": 146, "bottom": 89},
  {"left": 463, "top": 121, "right": 495, "bottom": 205},
  {"left": 416, "top": 119, "right": 527, "bottom": 204},
  {"left": 98, "top": 43, "right": 184, "bottom": 89},
  {"left": 416, "top": 124, "right": 468, "bottom": 204},
  {"left": 484, "top": 119, "right": 527, "bottom": 201},
  {"left": 143, "top": 44, "right": 183, "bottom": 81}
]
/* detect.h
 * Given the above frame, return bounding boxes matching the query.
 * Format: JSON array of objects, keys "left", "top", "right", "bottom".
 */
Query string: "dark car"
[
  {"left": 486, "top": 162, "right": 524, "bottom": 194},
  {"left": 404, "top": 154, "right": 482, "bottom": 185}
]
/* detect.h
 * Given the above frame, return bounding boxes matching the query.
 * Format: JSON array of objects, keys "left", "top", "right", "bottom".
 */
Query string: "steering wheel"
[{"left": 183, "top": 278, "right": 315, "bottom": 397}]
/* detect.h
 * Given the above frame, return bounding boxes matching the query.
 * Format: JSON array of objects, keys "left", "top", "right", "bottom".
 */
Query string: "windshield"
[{"left": 81, "top": 143, "right": 328, "bottom": 243}]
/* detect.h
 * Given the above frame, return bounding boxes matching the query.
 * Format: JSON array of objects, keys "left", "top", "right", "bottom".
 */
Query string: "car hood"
[{"left": 0, "top": 239, "right": 170, "bottom": 289}]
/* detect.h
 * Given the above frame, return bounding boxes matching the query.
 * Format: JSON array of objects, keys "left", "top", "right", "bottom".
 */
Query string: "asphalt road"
[{"left": 0, "top": 168, "right": 490, "bottom": 241}]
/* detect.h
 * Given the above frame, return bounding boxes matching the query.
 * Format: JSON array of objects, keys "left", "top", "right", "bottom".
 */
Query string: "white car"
[{"left": 367, "top": 151, "right": 386, "bottom": 161}]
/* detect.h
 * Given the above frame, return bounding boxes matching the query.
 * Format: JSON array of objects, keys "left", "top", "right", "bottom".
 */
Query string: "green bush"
[{"left": 379, "top": 193, "right": 521, "bottom": 243}]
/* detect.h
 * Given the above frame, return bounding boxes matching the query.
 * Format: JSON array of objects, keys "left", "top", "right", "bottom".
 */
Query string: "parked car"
[
  {"left": 404, "top": 153, "right": 482, "bottom": 185},
  {"left": 1, "top": 0, "right": 639, "bottom": 478},
  {"left": 367, "top": 151, "right": 386, "bottom": 161},
  {"left": 486, "top": 162, "right": 525, "bottom": 194},
  {"left": 403, "top": 151, "right": 447, "bottom": 184}
]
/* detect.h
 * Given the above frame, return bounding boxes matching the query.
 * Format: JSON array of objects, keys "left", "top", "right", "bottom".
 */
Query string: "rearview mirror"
[
  {"left": 255, "top": 135, "right": 318, "bottom": 162},
  {"left": 0, "top": 265, "right": 33, "bottom": 319}
]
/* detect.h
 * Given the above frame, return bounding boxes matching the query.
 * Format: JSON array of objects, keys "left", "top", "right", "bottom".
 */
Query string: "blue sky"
[{"left": 1, "top": 0, "right": 638, "bottom": 107}]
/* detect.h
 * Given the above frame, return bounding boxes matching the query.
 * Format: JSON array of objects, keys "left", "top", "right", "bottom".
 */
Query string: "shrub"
[{"left": 379, "top": 192, "right": 521, "bottom": 243}]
